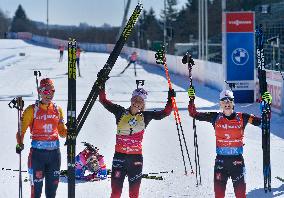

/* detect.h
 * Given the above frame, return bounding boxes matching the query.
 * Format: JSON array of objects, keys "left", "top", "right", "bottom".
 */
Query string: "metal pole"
[
  {"left": 222, "top": 0, "right": 226, "bottom": 12},
  {"left": 222, "top": 0, "right": 226, "bottom": 84},
  {"left": 273, "top": 46, "right": 275, "bottom": 70},
  {"left": 201, "top": 0, "right": 204, "bottom": 60},
  {"left": 205, "top": 0, "right": 208, "bottom": 61},
  {"left": 277, "top": 37, "right": 280, "bottom": 71},
  {"left": 116, "top": 0, "right": 131, "bottom": 41},
  {"left": 46, "top": 0, "right": 49, "bottom": 36},
  {"left": 164, "top": 0, "right": 167, "bottom": 47},
  {"left": 198, "top": 0, "right": 201, "bottom": 59}
]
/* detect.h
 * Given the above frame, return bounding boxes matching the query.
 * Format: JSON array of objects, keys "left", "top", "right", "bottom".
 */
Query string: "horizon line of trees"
[{"left": 1, "top": 0, "right": 283, "bottom": 54}]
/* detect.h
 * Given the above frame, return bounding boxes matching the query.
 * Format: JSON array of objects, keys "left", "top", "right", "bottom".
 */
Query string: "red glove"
[{"left": 188, "top": 102, "right": 198, "bottom": 118}]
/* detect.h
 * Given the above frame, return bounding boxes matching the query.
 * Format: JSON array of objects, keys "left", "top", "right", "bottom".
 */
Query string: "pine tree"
[
  {"left": 10, "top": 5, "right": 35, "bottom": 32},
  {"left": 0, "top": 9, "right": 9, "bottom": 37},
  {"left": 144, "top": 8, "right": 163, "bottom": 49},
  {"left": 135, "top": 8, "right": 163, "bottom": 49}
]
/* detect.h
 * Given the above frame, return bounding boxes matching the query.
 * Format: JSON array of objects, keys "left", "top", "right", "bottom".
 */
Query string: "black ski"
[
  {"left": 256, "top": 24, "right": 271, "bottom": 193},
  {"left": 76, "top": 3, "right": 143, "bottom": 134},
  {"left": 60, "top": 170, "right": 164, "bottom": 181},
  {"left": 67, "top": 39, "right": 77, "bottom": 198},
  {"left": 276, "top": 176, "right": 284, "bottom": 183}
]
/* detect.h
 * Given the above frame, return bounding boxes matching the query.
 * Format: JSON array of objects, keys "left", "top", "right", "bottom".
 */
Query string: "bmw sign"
[
  {"left": 231, "top": 48, "right": 249, "bottom": 66},
  {"left": 224, "top": 12, "right": 255, "bottom": 103}
]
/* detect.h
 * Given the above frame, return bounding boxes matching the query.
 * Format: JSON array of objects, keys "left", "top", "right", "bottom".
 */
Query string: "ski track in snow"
[{"left": 0, "top": 39, "right": 284, "bottom": 198}]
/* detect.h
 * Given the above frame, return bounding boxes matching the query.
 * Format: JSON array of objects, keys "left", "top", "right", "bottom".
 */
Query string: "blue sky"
[{"left": 0, "top": 0, "right": 188, "bottom": 27}]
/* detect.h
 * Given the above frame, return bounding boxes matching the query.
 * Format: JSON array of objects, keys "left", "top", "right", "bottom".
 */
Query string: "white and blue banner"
[{"left": 223, "top": 12, "right": 255, "bottom": 103}]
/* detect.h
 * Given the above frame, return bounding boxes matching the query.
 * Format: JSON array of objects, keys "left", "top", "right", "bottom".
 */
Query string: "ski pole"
[
  {"left": 34, "top": 70, "right": 41, "bottom": 101},
  {"left": 155, "top": 46, "right": 194, "bottom": 175},
  {"left": 9, "top": 97, "right": 24, "bottom": 198},
  {"left": 147, "top": 170, "right": 174, "bottom": 175},
  {"left": 182, "top": 53, "right": 202, "bottom": 186},
  {"left": 18, "top": 97, "right": 23, "bottom": 198}
]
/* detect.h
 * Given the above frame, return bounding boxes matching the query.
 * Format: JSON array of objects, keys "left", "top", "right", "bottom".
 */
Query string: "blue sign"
[
  {"left": 226, "top": 33, "right": 255, "bottom": 103},
  {"left": 226, "top": 33, "right": 254, "bottom": 81}
]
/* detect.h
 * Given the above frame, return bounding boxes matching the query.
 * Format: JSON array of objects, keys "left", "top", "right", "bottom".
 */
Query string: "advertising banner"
[{"left": 224, "top": 12, "right": 255, "bottom": 103}]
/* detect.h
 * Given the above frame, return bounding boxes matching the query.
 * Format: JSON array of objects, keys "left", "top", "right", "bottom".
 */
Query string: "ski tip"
[{"left": 136, "top": 2, "right": 143, "bottom": 10}]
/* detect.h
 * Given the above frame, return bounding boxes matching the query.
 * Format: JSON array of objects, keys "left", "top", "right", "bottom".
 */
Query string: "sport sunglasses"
[
  {"left": 42, "top": 89, "right": 55, "bottom": 95},
  {"left": 220, "top": 97, "right": 234, "bottom": 102}
]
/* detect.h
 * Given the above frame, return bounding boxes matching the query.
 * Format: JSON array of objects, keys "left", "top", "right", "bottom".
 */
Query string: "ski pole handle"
[
  {"left": 224, "top": 80, "right": 236, "bottom": 91},
  {"left": 34, "top": 70, "right": 41, "bottom": 100},
  {"left": 34, "top": 70, "right": 41, "bottom": 77},
  {"left": 8, "top": 97, "right": 24, "bottom": 110},
  {"left": 8, "top": 98, "right": 17, "bottom": 109},
  {"left": 181, "top": 53, "right": 195, "bottom": 86},
  {"left": 155, "top": 46, "right": 166, "bottom": 65},
  {"left": 136, "top": 80, "right": 145, "bottom": 89}
]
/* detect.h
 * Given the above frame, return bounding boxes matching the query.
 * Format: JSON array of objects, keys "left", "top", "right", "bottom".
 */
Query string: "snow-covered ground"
[{"left": 0, "top": 39, "right": 283, "bottom": 198}]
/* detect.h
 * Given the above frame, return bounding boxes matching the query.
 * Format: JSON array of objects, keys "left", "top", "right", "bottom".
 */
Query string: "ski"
[
  {"left": 76, "top": 3, "right": 143, "bottom": 135},
  {"left": 255, "top": 24, "right": 271, "bottom": 193},
  {"left": 276, "top": 176, "right": 284, "bottom": 183},
  {"left": 67, "top": 39, "right": 77, "bottom": 198},
  {"left": 59, "top": 170, "right": 164, "bottom": 181},
  {"left": 2, "top": 167, "right": 170, "bottom": 181}
]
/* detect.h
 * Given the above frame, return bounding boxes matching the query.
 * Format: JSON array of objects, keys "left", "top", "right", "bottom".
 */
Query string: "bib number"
[{"left": 43, "top": 124, "right": 53, "bottom": 133}]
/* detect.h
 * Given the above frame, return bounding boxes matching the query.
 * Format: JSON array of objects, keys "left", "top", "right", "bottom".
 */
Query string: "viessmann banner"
[{"left": 224, "top": 12, "right": 255, "bottom": 103}]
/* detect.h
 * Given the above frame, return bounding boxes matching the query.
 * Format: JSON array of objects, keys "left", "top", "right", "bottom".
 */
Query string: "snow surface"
[{"left": 0, "top": 39, "right": 284, "bottom": 198}]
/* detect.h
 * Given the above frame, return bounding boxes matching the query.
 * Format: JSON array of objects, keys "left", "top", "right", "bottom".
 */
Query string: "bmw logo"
[
  {"left": 231, "top": 48, "right": 249, "bottom": 66},
  {"left": 128, "top": 118, "right": 137, "bottom": 126}
]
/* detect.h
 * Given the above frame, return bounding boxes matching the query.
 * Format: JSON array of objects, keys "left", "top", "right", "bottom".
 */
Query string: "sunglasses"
[
  {"left": 42, "top": 89, "right": 55, "bottom": 95},
  {"left": 220, "top": 97, "right": 234, "bottom": 102}
]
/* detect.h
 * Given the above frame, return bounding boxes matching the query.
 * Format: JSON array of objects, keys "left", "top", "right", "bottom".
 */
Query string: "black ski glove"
[
  {"left": 168, "top": 88, "right": 176, "bottom": 101},
  {"left": 96, "top": 68, "right": 109, "bottom": 90},
  {"left": 16, "top": 144, "right": 24, "bottom": 154}
]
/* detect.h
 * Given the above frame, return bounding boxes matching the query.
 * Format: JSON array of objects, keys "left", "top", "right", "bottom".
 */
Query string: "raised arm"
[
  {"left": 187, "top": 86, "right": 218, "bottom": 122},
  {"left": 99, "top": 89, "right": 124, "bottom": 114},
  {"left": 143, "top": 88, "right": 174, "bottom": 124},
  {"left": 188, "top": 102, "right": 217, "bottom": 122}
]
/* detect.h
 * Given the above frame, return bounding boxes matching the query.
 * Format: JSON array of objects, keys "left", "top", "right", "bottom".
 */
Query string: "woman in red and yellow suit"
[
  {"left": 16, "top": 78, "right": 67, "bottom": 198},
  {"left": 187, "top": 88, "right": 272, "bottom": 198},
  {"left": 97, "top": 68, "right": 175, "bottom": 198}
]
